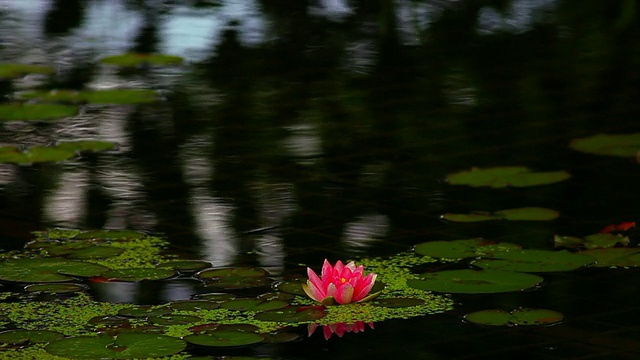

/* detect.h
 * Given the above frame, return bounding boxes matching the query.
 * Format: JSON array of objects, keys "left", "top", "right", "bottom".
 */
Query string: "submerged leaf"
[{"left": 465, "top": 308, "right": 563, "bottom": 326}]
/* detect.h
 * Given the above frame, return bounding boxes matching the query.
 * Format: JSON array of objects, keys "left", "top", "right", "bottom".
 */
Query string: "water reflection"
[{"left": 308, "top": 321, "right": 375, "bottom": 340}]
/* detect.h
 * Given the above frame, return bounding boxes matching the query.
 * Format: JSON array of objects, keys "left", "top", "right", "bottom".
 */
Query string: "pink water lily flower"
[{"left": 302, "top": 259, "right": 378, "bottom": 305}]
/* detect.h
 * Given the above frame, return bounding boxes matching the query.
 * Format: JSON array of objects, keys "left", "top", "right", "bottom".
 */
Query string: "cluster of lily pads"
[
  {"left": 0, "top": 229, "right": 454, "bottom": 359},
  {"left": 0, "top": 140, "right": 116, "bottom": 165},
  {"left": 409, "top": 159, "right": 639, "bottom": 326},
  {"left": 0, "top": 53, "right": 183, "bottom": 166}
]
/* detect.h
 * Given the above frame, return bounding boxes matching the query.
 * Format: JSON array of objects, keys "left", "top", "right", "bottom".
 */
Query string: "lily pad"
[
  {"left": 184, "top": 330, "right": 264, "bottom": 347},
  {"left": 374, "top": 298, "right": 425, "bottom": 308},
  {"left": 465, "top": 308, "right": 563, "bottom": 326},
  {"left": 72, "top": 230, "right": 147, "bottom": 241},
  {"left": 193, "top": 293, "right": 236, "bottom": 301},
  {"left": 220, "top": 299, "right": 289, "bottom": 312},
  {"left": 261, "top": 332, "right": 300, "bottom": 343},
  {"left": 578, "top": 248, "right": 640, "bottom": 267},
  {"left": 149, "top": 314, "right": 202, "bottom": 325},
  {"left": 167, "top": 300, "right": 221, "bottom": 311},
  {"left": 253, "top": 306, "right": 327, "bottom": 322},
  {"left": 189, "top": 323, "right": 260, "bottom": 334},
  {"left": 472, "top": 250, "right": 595, "bottom": 272},
  {"left": 157, "top": 260, "right": 212, "bottom": 272},
  {"left": 24, "top": 283, "right": 85, "bottom": 294},
  {"left": 407, "top": 269, "right": 544, "bottom": 294},
  {"left": 55, "top": 140, "right": 117, "bottom": 153},
  {"left": 583, "top": 233, "right": 630, "bottom": 249},
  {"left": 45, "top": 332, "right": 187, "bottom": 359},
  {"left": 67, "top": 246, "right": 124, "bottom": 259},
  {"left": 0, "top": 63, "right": 54, "bottom": 79},
  {"left": 101, "top": 53, "right": 184, "bottom": 67},
  {"left": 0, "top": 145, "right": 76, "bottom": 165},
  {"left": 273, "top": 280, "right": 307, "bottom": 296},
  {"left": 101, "top": 268, "right": 175, "bottom": 282},
  {"left": 0, "top": 103, "right": 78, "bottom": 121},
  {"left": 446, "top": 166, "right": 571, "bottom": 188},
  {"left": 442, "top": 207, "right": 559, "bottom": 222},
  {"left": 117, "top": 306, "right": 171, "bottom": 318},
  {"left": 196, "top": 267, "right": 269, "bottom": 279},
  {"left": 0, "top": 258, "right": 109, "bottom": 283},
  {"left": 414, "top": 238, "right": 522, "bottom": 259},
  {"left": 83, "top": 89, "right": 159, "bottom": 104},
  {"left": 0, "top": 329, "right": 64, "bottom": 345},
  {"left": 569, "top": 133, "right": 640, "bottom": 157}
]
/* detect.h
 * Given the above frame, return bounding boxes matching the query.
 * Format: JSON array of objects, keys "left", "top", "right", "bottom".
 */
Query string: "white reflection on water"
[
  {"left": 43, "top": 168, "right": 88, "bottom": 225},
  {"left": 477, "top": 0, "right": 557, "bottom": 35},
  {"left": 343, "top": 213, "right": 389, "bottom": 251},
  {"left": 191, "top": 192, "right": 238, "bottom": 268}
]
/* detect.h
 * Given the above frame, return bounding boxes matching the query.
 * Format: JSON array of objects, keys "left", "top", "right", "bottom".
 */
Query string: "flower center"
[{"left": 341, "top": 278, "right": 346, "bottom": 283}]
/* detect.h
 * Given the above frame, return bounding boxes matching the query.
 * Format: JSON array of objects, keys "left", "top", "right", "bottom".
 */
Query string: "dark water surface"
[{"left": 2, "top": 1, "right": 640, "bottom": 359}]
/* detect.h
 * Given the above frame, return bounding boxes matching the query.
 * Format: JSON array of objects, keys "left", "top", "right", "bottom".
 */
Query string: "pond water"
[{"left": 1, "top": 0, "right": 640, "bottom": 359}]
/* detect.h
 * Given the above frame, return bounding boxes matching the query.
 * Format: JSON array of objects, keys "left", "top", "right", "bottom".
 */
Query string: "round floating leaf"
[
  {"left": 189, "top": 323, "right": 260, "bottom": 334},
  {"left": 55, "top": 140, "right": 117, "bottom": 153},
  {"left": 261, "top": 332, "right": 299, "bottom": 343},
  {"left": 184, "top": 330, "right": 264, "bottom": 347},
  {"left": 67, "top": 245, "right": 124, "bottom": 259},
  {"left": 83, "top": 89, "right": 159, "bottom": 104},
  {"left": 446, "top": 166, "right": 570, "bottom": 188},
  {"left": 569, "top": 133, "right": 640, "bottom": 157},
  {"left": 407, "top": 270, "right": 544, "bottom": 294},
  {"left": 471, "top": 250, "right": 595, "bottom": 272},
  {"left": 0, "top": 146, "right": 75, "bottom": 165},
  {"left": 196, "top": 267, "right": 269, "bottom": 279},
  {"left": 254, "top": 306, "right": 327, "bottom": 323},
  {"left": 553, "top": 235, "right": 584, "bottom": 249},
  {"left": 414, "top": 238, "right": 522, "bottom": 259},
  {"left": 101, "top": 268, "right": 175, "bottom": 282},
  {"left": 583, "top": 233, "right": 630, "bottom": 249},
  {"left": 168, "top": 300, "right": 220, "bottom": 311},
  {"left": 578, "top": 248, "right": 640, "bottom": 267},
  {"left": 157, "top": 260, "right": 211, "bottom": 272},
  {"left": 374, "top": 298, "right": 425, "bottom": 308},
  {"left": 25, "top": 283, "right": 85, "bottom": 294},
  {"left": 0, "top": 330, "right": 64, "bottom": 345},
  {"left": 118, "top": 306, "right": 171, "bottom": 318},
  {"left": 45, "top": 332, "right": 186, "bottom": 359},
  {"left": 101, "top": 53, "right": 184, "bottom": 67},
  {"left": 494, "top": 207, "right": 559, "bottom": 221},
  {"left": 0, "top": 258, "right": 109, "bottom": 283},
  {"left": 193, "top": 293, "right": 236, "bottom": 301},
  {"left": 274, "top": 280, "right": 307, "bottom": 296},
  {"left": 441, "top": 212, "right": 499, "bottom": 222},
  {"left": 220, "top": 299, "right": 289, "bottom": 312},
  {"left": 465, "top": 308, "right": 563, "bottom": 326},
  {"left": 39, "top": 241, "right": 92, "bottom": 256},
  {"left": 16, "top": 89, "right": 82, "bottom": 102},
  {"left": 0, "top": 104, "right": 78, "bottom": 121},
  {"left": 203, "top": 276, "right": 271, "bottom": 290},
  {"left": 149, "top": 314, "right": 201, "bottom": 326},
  {"left": 0, "top": 63, "right": 54, "bottom": 79},
  {"left": 73, "top": 230, "right": 147, "bottom": 241}
]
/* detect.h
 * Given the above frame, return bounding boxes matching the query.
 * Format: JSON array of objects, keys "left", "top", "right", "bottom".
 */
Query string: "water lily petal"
[
  {"left": 352, "top": 273, "right": 377, "bottom": 302},
  {"left": 335, "top": 283, "right": 354, "bottom": 304},
  {"left": 307, "top": 267, "right": 326, "bottom": 299},
  {"left": 302, "top": 281, "right": 322, "bottom": 302}
]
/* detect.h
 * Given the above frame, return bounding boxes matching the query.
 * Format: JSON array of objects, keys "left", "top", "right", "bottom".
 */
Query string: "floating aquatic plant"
[
  {"left": 446, "top": 166, "right": 571, "bottom": 188},
  {"left": 442, "top": 207, "right": 559, "bottom": 222},
  {"left": 0, "top": 103, "right": 78, "bottom": 121},
  {"left": 569, "top": 133, "right": 640, "bottom": 157},
  {"left": 464, "top": 308, "right": 563, "bottom": 327}
]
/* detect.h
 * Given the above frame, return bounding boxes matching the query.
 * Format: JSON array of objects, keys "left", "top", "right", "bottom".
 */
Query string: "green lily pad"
[
  {"left": 203, "top": 276, "right": 271, "bottom": 290},
  {"left": 72, "top": 230, "right": 147, "bottom": 241},
  {"left": 465, "top": 308, "right": 563, "bottom": 326},
  {"left": 193, "top": 293, "right": 237, "bottom": 301},
  {"left": 184, "top": 330, "right": 264, "bottom": 347},
  {"left": 149, "top": 314, "right": 202, "bottom": 325},
  {"left": 167, "top": 300, "right": 221, "bottom": 311},
  {"left": 0, "top": 103, "right": 79, "bottom": 121},
  {"left": 45, "top": 332, "right": 187, "bottom": 359},
  {"left": 39, "top": 241, "right": 92, "bottom": 256},
  {"left": 101, "top": 53, "right": 184, "bottom": 67},
  {"left": 196, "top": 267, "right": 269, "bottom": 279},
  {"left": 261, "top": 332, "right": 299, "bottom": 343},
  {"left": 0, "top": 258, "right": 109, "bottom": 283},
  {"left": 157, "top": 260, "right": 212, "bottom": 272},
  {"left": 253, "top": 306, "right": 327, "bottom": 323},
  {"left": 471, "top": 249, "right": 595, "bottom": 272},
  {"left": 0, "top": 63, "right": 54, "bottom": 79},
  {"left": 569, "top": 133, "right": 640, "bottom": 157},
  {"left": 374, "top": 298, "right": 425, "bottom": 308},
  {"left": 414, "top": 238, "right": 522, "bottom": 259},
  {"left": 83, "top": 89, "right": 159, "bottom": 104},
  {"left": 0, "top": 329, "right": 64, "bottom": 345},
  {"left": 578, "top": 248, "right": 640, "bottom": 267},
  {"left": 0, "top": 145, "right": 76, "bottom": 165},
  {"left": 220, "top": 299, "right": 289, "bottom": 312},
  {"left": 55, "top": 140, "right": 117, "bottom": 153},
  {"left": 446, "top": 166, "right": 571, "bottom": 188},
  {"left": 117, "top": 306, "right": 171, "bottom": 318},
  {"left": 189, "top": 323, "right": 260, "bottom": 334},
  {"left": 407, "top": 269, "right": 544, "bottom": 294},
  {"left": 553, "top": 235, "right": 585, "bottom": 249},
  {"left": 101, "top": 268, "right": 175, "bottom": 282},
  {"left": 67, "top": 246, "right": 124, "bottom": 259},
  {"left": 442, "top": 207, "right": 559, "bottom": 222},
  {"left": 24, "top": 283, "right": 85, "bottom": 294},
  {"left": 274, "top": 280, "right": 307, "bottom": 296},
  {"left": 583, "top": 233, "right": 630, "bottom": 249}
]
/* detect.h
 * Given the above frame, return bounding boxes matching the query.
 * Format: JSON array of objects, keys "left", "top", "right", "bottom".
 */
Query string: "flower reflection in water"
[{"left": 308, "top": 322, "right": 375, "bottom": 340}]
